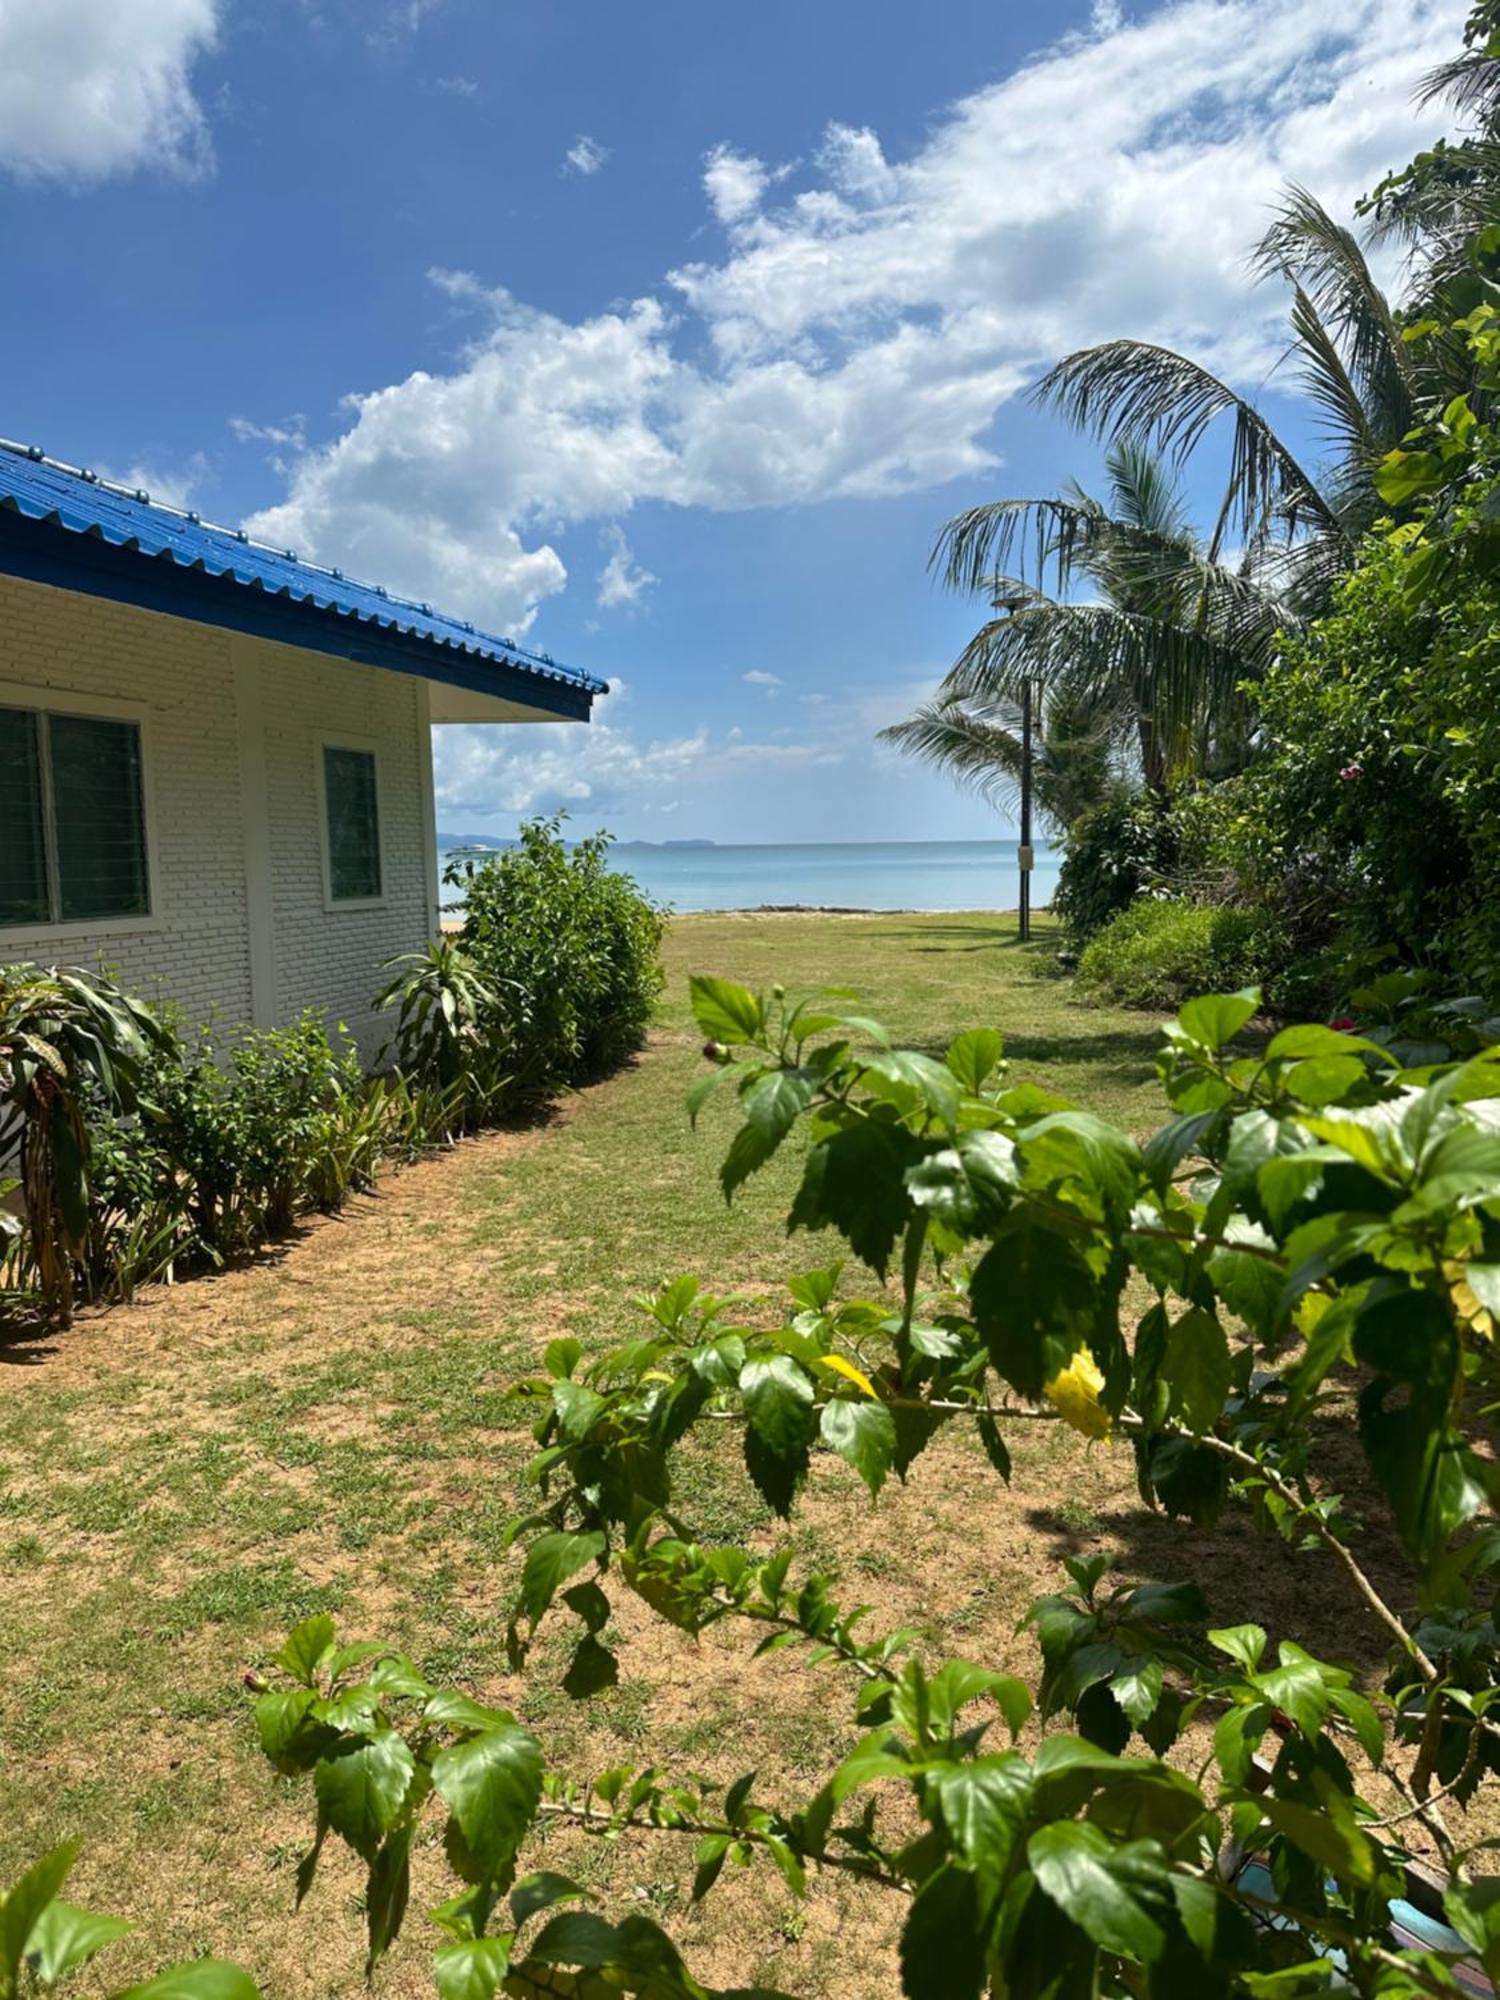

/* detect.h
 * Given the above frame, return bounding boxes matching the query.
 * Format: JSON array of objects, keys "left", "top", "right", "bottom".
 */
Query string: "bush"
[
  {"left": 1052, "top": 792, "right": 1175, "bottom": 946},
  {"left": 455, "top": 816, "right": 666, "bottom": 1089},
  {"left": 249, "top": 972, "right": 1500, "bottom": 1998},
  {"left": 1077, "top": 898, "right": 1273, "bottom": 1008},
  {"left": 374, "top": 938, "right": 518, "bottom": 1136}
]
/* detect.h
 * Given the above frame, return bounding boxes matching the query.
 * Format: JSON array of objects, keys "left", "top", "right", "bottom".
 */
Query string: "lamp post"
[{"left": 1018, "top": 677, "right": 1034, "bottom": 943}]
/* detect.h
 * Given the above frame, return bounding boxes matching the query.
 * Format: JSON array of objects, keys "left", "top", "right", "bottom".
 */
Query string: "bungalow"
[{"left": 0, "top": 441, "right": 604, "bottom": 1056}]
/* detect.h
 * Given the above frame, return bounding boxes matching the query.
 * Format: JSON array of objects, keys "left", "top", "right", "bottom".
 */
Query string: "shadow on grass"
[{"left": 1022, "top": 1486, "right": 1413, "bottom": 1682}]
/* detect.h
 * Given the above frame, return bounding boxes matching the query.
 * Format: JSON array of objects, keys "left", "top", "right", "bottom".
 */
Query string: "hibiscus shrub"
[{"left": 251, "top": 971, "right": 1500, "bottom": 1999}]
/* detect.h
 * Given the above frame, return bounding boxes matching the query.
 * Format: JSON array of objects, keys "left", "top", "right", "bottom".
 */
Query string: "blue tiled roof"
[{"left": 0, "top": 438, "right": 606, "bottom": 698}]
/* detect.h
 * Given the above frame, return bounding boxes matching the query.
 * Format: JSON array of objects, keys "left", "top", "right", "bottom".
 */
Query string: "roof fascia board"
[{"left": 0, "top": 511, "right": 595, "bottom": 724}]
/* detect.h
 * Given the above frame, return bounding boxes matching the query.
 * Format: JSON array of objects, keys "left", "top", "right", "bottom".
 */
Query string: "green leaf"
[
  {"left": 434, "top": 1937, "right": 512, "bottom": 2000},
  {"left": 689, "top": 975, "right": 764, "bottom": 1046},
  {"left": 1373, "top": 447, "right": 1444, "bottom": 504},
  {"left": 720, "top": 1119, "right": 780, "bottom": 1200},
  {"left": 741, "top": 1070, "right": 815, "bottom": 1145},
  {"left": 431, "top": 1723, "right": 545, "bottom": 1882},
  {"left": 424, "top": 1691, "right": 517, "bottom": 1733},
  {"left": 899, "top": 1862, "right": 987, "bottom": 2000},
  {"left": 904, "top": 1131, "right": 1017, "bottom": 1232},
  {"left": 789, "top": 1119, "right": 919, "bottom": 1277},
  {"left": 520, "top": 1530, "right": 607, "bottom": 1625},
  {"left": 114, "top": 1966, "right": 261, "bottom": 2000},
  {"left": 254, "top": 1690, "right": 328, "bottom": 1775},
  {"left": 1027, "top": 1820, "right": 1171, "bottom": 1963},
  {"left": 522, "top": 1910, "right": 691, "bottom": 1983},
  {"left": 1445, "top": 1877, "right": 1500, "bottom": 1983},
  {"left": 691, "top": 1834, "right": 731, "bottom": 1902},
  {"left": 2, "top": 1844, "right": 78, "bottom": 1986},
  {"left": 551, "top": 1380, "right": 606, "bottom": 1441},
  {"left": 1178, "top": 991, "right": 1259, "bottom": 1051},
  {"left": 512, "top": 1871, "right": 592, "bottom": 1930},
  {"left": 1110, "top": 1656, "right": 1163, "bottom": 1727},
  {"left": 274, "top": 1613, "right": 336, "bottom": 1687},
  {"left": 1209, "top": 1624, "right": 1267, "bottom": 1674},
  {"left": 740, "top": 1356, "right": 814, "bottom": 1459},
  {"left": 543, "top": 1337, "right": 583, "bottom": 1380},
  {"left": 860, "top": 1050, "right": 962, "bottom": 1126},
  {"left": 1162, "top": 1310, "right": 1231, "bottom": 1433},
  {"left": 946, "top": 1028, "right": 1004, "bottom": 1094},
  {"left": 819, "top": 1397, "right": 897, "bottom": 1497},
  {"left": 935, "top": 1755, "right": 1033, "bottom": 1905},
  {"left": 22, "top": 1900, "right": 131, "bottom": 1985},
  {"left": 365, "top": 1824, "right": 414, "bottom": 1972},
  {"left": 1252, "top": 1794, "right": 1375, "bottom": 1888},
  {"left": 1253, "top": 1649, "right": 1330, "bottom": 1740},
  {"left": 313, "top": 1729, "right": 418, "bottom": 1863}
]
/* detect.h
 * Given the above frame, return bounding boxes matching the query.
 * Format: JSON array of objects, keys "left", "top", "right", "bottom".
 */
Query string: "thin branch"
[{"left": 1194, "top": 1432, "right": 1437, "bottom": 1682}]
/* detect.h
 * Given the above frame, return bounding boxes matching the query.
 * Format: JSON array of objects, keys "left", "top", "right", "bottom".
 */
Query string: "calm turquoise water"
[{"left": 439, "top": 840, "right": 1061, "bottom": 915}]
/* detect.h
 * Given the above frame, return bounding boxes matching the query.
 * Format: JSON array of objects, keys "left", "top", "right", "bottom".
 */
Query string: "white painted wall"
[{"left": 0, "top": 571, "right": 438, "bottom": 1061}]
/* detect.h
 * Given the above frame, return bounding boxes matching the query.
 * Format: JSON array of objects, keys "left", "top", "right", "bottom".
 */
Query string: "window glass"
[
  {"left": 323, "top": 745, "right": 382, "bottom": 901},
  {"left": 49, "top": 713, "right": 149, "bottom": 921},
  {"left": 0, "top": 706, "right": 48, "bottom": 927}
]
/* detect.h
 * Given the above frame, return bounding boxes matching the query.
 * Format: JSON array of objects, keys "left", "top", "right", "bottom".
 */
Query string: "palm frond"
[
  {"left": 1033, "top": 341, "right": 1341, "bottom": 553},
  {"left": 929, "top": 495, "right": 1106, "bottom": 597},
  {"left": 1253, "top": 185, "right": 1415, "bottom": 410}
]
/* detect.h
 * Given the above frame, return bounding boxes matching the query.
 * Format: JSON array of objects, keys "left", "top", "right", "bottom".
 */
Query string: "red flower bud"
[{"left": 1338, "top": 762, "right": 1363, "bottom": 782}]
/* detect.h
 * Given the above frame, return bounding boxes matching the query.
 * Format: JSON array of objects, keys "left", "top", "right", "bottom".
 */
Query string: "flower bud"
[{"left": 702, "top": 1040, "right": 729, "bottom": 1064}]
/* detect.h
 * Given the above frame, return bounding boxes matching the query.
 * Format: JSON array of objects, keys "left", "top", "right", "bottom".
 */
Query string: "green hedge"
[{"left": 1077, "top": 899, "right": 1273, "bottom": 1009}]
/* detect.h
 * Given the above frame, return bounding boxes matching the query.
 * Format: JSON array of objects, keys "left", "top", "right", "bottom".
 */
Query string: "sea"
[{"left": 437, "top": 839, "right": 1061, "bottom": 916}]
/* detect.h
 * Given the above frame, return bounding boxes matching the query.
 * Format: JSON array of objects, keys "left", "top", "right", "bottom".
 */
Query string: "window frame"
[
  {"left": 315, "top": 735, "right": 388, "bottom": 913},
  {"left": 0, "top": 679, "right": 162, "bottom": 942}
]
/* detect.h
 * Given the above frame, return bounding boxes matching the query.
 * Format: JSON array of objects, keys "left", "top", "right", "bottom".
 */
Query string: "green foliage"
[
  {"left": 1076, "top": 900, "right": 1274, "bottom": 1009},
  {"left": 243, "top": 964, "right": 1500, "bottom": 1995},
  {"left": 374, "top": 939, "right": 517, "bottom": 1136},
  {"left": 455, "top": 817, "right": 666, "bottom": 1092},
  {"left": 0, "top": 1843, "right": 252, "bottom": 1998},
  {"left": 0, "top": 965, "right": 164, "bottom": 1326},
  {"left": 1053, "top": 792, "right": 1176, "bottom": 946}
]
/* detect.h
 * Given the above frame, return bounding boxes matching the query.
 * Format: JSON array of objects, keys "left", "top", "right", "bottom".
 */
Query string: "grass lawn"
[{"left": 0, "top": 912, "right": 1439, "bottom": 1995}]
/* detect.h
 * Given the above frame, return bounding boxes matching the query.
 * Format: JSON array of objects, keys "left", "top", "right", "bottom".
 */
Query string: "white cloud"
[
  {"left": 97, "top": 452, "right": 209, "bottom": 511},
  {"left": 0, "top": 0, "right": 219, "bottom": 182},
  {"left": 743, "top": 670, "right": 783, "bottom": 693},
  {"left": 703, "top": 143, "right": 771, "bottom": 225},
  {"left": 434, "top": 75, "right": 479, "bottom": 97},
  {"left": 597, "top": 525, "right": 657, "bottom": 608},
  {"left": 250, "top": 0, "right": 1463, "bottom": 635},
  {"left": 564, "top": 134, "right": 610, "bottom": 177}
]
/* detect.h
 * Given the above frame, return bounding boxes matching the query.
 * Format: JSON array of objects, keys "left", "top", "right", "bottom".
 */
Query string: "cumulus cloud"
[
  {"left": 702, "top": 143, "right": 772, "bottom": 224},
  {"left": 250, "top": 0, "right": 1463, "bottom": 635},
  {"left": 597, "top": 525, "right": 657, "bottom": 608},
  {"left": 743, "top": 670, "right": 783, "bottom": 693},
  {"left": 0, "top": 0, "right": 219, "bottom": 182},
  {"left": 564, "top": 134, "right": 610, "bottom": 177}
]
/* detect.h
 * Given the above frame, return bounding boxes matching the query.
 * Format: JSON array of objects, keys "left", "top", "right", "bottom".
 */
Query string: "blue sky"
[{"left": 0, "top": 0, "right": 1465, "bottom": 842}]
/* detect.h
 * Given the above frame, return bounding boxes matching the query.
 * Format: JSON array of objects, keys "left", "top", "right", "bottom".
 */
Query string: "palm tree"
[
  {"left": 881, "top": 678, "right": 1120, "bottom": 834},
  {"left": 885, "top": 441, "right": 1290, "bottom": 803}
]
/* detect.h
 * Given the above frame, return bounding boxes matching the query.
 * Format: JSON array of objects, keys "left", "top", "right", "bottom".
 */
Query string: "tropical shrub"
[
  {"left": 1077, "top": 899, "right": 1274, "bottom": 1008},
  {"left": 134, "top": 1010, "right": 366, "bottom": 1256},
  {"left": 1052, "top": 792, "right": 1175, "bottom": 945},
  {"left": 248, "top": 972, "right": 1500, "bottom": 1999},
  {"left": 0, "top": 1842, "right": 253, "bottom": 1997},
  {"left": 456, "top": 817, "right": 665, "bottom": 1091},
  {"left": 0, "top": 966, "right": 164, "bottom": 1325},
  {"left": 374, "top": 938, "right": 518, "bottom": 1136}
]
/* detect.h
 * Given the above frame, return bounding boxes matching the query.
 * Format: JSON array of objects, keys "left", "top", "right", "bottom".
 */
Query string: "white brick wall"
[{"left": 0, "top": 573, "right": 435, "bottom": 1061}]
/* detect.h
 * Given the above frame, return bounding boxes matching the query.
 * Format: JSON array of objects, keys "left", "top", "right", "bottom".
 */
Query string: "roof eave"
[{"left": 0, "top": 509, "right": 598, "bottom": 723}]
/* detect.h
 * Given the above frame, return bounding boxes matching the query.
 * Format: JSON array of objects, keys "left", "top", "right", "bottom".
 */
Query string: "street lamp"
[{"left": 1018, "top": 676, "right": 1033, "bottom": 943}]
